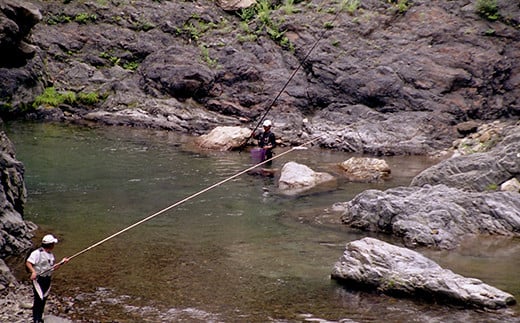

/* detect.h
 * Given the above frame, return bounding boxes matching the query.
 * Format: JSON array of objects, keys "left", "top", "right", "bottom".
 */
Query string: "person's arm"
[
  {"left": 26, "top": 261, "right": 38, "bottom": 280},
  {"left": 267, "top": 133, "right": 276, "bottom": 149},
  {"left": 52, "top": 257, "right": 70, "bottom": 270}
]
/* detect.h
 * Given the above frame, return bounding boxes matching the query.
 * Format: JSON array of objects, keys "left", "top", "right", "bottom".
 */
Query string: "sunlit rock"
[
  {"left": 278, "top": 161, "right": 335, "bottom": 196},
  {"left": 216, "top": 0, "right": 256, "bottom": 11},
  {"left": 195, "top": 126, "right": 250, "bottom": 151},
  {"left": 338, "top": 157, "right": 391, "bottom": 182},
  {"left": 338, "top": 184, "right": 520, "bottom": 249},
  {"left": 500, "top": 178, "right": 520, "bottom": 193},
  {"left": 332, "top": 237, "right": 517, "bottom": 309}
]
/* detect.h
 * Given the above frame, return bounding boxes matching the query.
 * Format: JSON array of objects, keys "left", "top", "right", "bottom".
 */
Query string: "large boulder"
[
  {"left": 412, "top": 124, "right": 520, "bottom": 191},
  {"left": 337, "top": 184, "right": 520, "bottom": 249},
  {"left": 278, "top": 161, "right": 336, "bottom": 196},
  {"left": 338, "top": 157, "right": 391, "bottom": 182},
  {"left": 331, "top": 237, "right": 516, "bottom": 309},
  {"left": 195, "top": 126, "right": 251, "bottom": 150}
]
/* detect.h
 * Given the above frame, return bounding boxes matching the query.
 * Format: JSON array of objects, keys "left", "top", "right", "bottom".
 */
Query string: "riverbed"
[{"left": 5, "top": 122, "right": 519, "bottom": 322}]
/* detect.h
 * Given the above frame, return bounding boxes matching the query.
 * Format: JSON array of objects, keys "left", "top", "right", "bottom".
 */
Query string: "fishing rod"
[
  {"left": 40, "top": 134, "right": 326, "bottom": 276},
  {"left": 241, "top": 1, "right": 345, "bottom": 149}
]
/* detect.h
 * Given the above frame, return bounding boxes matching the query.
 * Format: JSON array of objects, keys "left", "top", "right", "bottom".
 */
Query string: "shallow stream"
[{"left": 5, "top": 122, "right": 519, "bottom": 322}]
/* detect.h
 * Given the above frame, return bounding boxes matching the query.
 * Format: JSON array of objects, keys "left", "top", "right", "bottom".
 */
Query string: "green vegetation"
[
  {"left": 199, "top": 45, "right": 219, "bottom": 68},
  {"left": 100, "top": 52, "right": 121, "bottom": 66},
  {"left": 100, "top": 51, "right": 140, "bottom": 70},
  {"left": 175, "top": 15, "right": 220, "bottom": 42},
  {"left": 46, "top": 12, "right": 98, "bottom": 25},
  {"left": 46, "top": 14, "right": 72, "bottom": 25},
  {"left": 78, "top": 92, "right": 100, "bottom": 105},
  {"left": 486, "top": 183, "right": 499, "bottom": 191},
  {"left": 237, "top": 0, "right": 294, "bottom": 51},
  {"left": 33, "top": 87, "right": 102, "bottom": 108},
  {"left": 340, "top": 0, "right": 360, "bottom": 15},
  {"left": 132, "top": 20, "right": 156, "bottom": 32},
  {"left": 323, "top": 21, "right": 334, "bottom": 29},
  {"left": 476, "top": 0, "right": 499, "bottom": 21},
  {"left": 34, "top": 87, "right": 74, "bottom": 107},
  {"left": 74, "top": 13, "right": 98, "bottom": 24},
  {"left": 386, "top": 0, "right": 410, "bottom": 14}
]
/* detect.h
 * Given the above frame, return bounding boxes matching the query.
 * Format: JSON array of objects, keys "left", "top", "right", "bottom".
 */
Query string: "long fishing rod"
[
  {"left": 241, "top": 1, "right": 344, "bottom": 148},
  {"left": 42, "top": 134, "right": 325, "bottom": 276}
]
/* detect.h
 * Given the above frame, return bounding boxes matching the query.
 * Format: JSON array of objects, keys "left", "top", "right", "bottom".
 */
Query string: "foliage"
[
  {"left": 236, "top": 0, "right": 294, "bottom": 51},
  {"left": 323, "top": 21, "right": 334, "bottom": 29},
  {"left": 387, "top": 0, "right": 410, "bottom": 14},
  {"left": 100, "top": 52, "right": 121, "bottom": 66},
  {"left": 123, "top": 61, "right": 140, "bottom": 71},
  {"left": 281, "top": 0, "right": 297, "bottom": 14},
  {"left": 33, "top": 87, "right": 102, "bottom": 108},
  {"left": 199, "top": 45, "right": 219, "bottom": 68},
  {"left": 132, "top": 20, "right": 156, "bottom": 31},
  {"left": 34, "top": 87, "right": 72, "bottom": 107},
  {"left": 340, "top": 0, "right": 360, "bottom": 15},
  {"left": 486, "top": 183, "right": 499, "bottom": 191},
  {"left": 46, "top": 14, "right": 72, "bottom": 25},
  {"left": 476, "top": 0, "right": 500, "bottom": 21},
  {"left": 175, "top": 15, "right": 220, "bottom": 43},
  {"left": 78, "top": 92, "right": 100, "bottom": 105},
  {"left": 75, "top": 13, "right": 98, "bottom": 24}
]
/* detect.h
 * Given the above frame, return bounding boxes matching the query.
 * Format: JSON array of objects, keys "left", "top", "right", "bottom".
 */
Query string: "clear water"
[{"left": 5, "top": 122, "right": 519, "bottom": 322}]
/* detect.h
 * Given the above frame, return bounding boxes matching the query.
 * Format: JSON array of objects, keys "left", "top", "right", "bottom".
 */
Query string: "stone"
[
  {"left": 278, "top": 161, "right": 336, "bottom": 196},
  {"left": 332, "top": 237, "right": 516, "bottom": 309}
]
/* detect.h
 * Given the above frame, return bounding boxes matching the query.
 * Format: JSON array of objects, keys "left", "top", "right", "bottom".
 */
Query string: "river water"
[{"left": 5, "top": 122, "right": 519, "bottom": 322}]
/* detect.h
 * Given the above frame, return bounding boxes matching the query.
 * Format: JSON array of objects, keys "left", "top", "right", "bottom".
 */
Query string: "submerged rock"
[{"left": 331, "top": 237, "right": 516, "bottom": 309}]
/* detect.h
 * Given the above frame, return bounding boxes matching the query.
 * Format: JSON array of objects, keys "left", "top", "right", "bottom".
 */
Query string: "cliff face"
[
  {"left": 0, "top": 0, "right": 519, "bottom": 155},
  {"left": 0, "top": 130, "right": 32, "bottom": 258}
]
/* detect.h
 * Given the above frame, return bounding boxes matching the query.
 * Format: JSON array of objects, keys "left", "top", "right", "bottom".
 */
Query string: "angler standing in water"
[
  {"left": 26, "top": 234, "right": 69, "bottom": 323},
  {"left": 253, "top": 119, "right": 276, "bottom": 166}
]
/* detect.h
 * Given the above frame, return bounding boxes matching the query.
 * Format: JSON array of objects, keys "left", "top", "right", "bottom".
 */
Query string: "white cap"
[
  {"left": 263, "top": 120, "right": 272, "bottom": 127},
  {"left": 42, "top": 234, "right": 58, "bottom": 244}
]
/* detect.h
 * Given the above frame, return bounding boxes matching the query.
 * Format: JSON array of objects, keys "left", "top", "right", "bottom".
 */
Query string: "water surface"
[{"left": 5, "top": 122, "right": 519, "bottom": 322}]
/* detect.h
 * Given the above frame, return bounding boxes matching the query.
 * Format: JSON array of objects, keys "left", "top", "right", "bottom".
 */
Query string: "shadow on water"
[{"left": 4, "top": 122, "right": 519, "bottom": 322}]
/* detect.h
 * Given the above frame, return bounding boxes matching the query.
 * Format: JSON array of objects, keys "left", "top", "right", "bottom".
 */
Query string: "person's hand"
[
  {"left": 53, "top": 257, "right": 70, "bottom": 270},
  {"left": 30, "top": 272, "right": 37, "bottom": 280}
]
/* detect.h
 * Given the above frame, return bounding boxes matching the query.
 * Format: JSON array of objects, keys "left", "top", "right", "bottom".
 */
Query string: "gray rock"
[
  {"left": 195, "top": 126, "right": 251, "bottom": 150},
  {"left": 338, "top": 157, "right": 391, "bottom": 182},
  {"left": 412, "top": 125, "right": 520, "bottom": 191},
  {"left": 331, "top": 237, "right": 516, "bottom": 309},
  {"left": 278, "top": 161, "right": 336, "bottom": 196},
  {"left": 0, "top": 131, "right": 33, "bottom": 258},
  {"left": 339, "top": 184, "right": 520, "bottom": 249}
]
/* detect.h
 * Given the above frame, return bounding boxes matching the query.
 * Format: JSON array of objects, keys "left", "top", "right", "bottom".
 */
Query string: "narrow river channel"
[{"left": 5, "top": 122, "right": 519, "bottom": 322}]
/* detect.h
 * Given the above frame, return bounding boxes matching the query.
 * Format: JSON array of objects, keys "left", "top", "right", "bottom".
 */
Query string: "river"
[{"left": 5, "top": 121, "right": 519, "bottom": 322}]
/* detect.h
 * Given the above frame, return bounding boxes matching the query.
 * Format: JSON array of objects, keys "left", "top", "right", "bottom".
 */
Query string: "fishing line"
[
  {"left": 241, "top": 1, "right": 345, "bottom": 148},
  {"left": 42, "top": 134, "right": 325, "bottom": 275}
]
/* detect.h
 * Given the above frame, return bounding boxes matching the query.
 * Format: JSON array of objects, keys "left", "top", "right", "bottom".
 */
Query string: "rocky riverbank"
[{"left": 0, "top": 0, "right": 519, "bottom": 319}]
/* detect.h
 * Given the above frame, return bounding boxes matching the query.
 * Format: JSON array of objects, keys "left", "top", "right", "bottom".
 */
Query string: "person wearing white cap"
[
  {"left": 26, "top": 234, "right": 69, "bottom": 323},
  {"left": 253, "top": 119, "right": 277, "bottom": 166}
]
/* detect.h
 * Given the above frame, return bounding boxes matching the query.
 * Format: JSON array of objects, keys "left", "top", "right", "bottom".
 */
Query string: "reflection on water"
[{"left": 5, "top": 122, "right": 519, "bottom": 322}]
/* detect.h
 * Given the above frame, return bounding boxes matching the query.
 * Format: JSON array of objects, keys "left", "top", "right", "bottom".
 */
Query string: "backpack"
[{"left": 24, "top": 247, "right": 43, "bottom": 273}]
